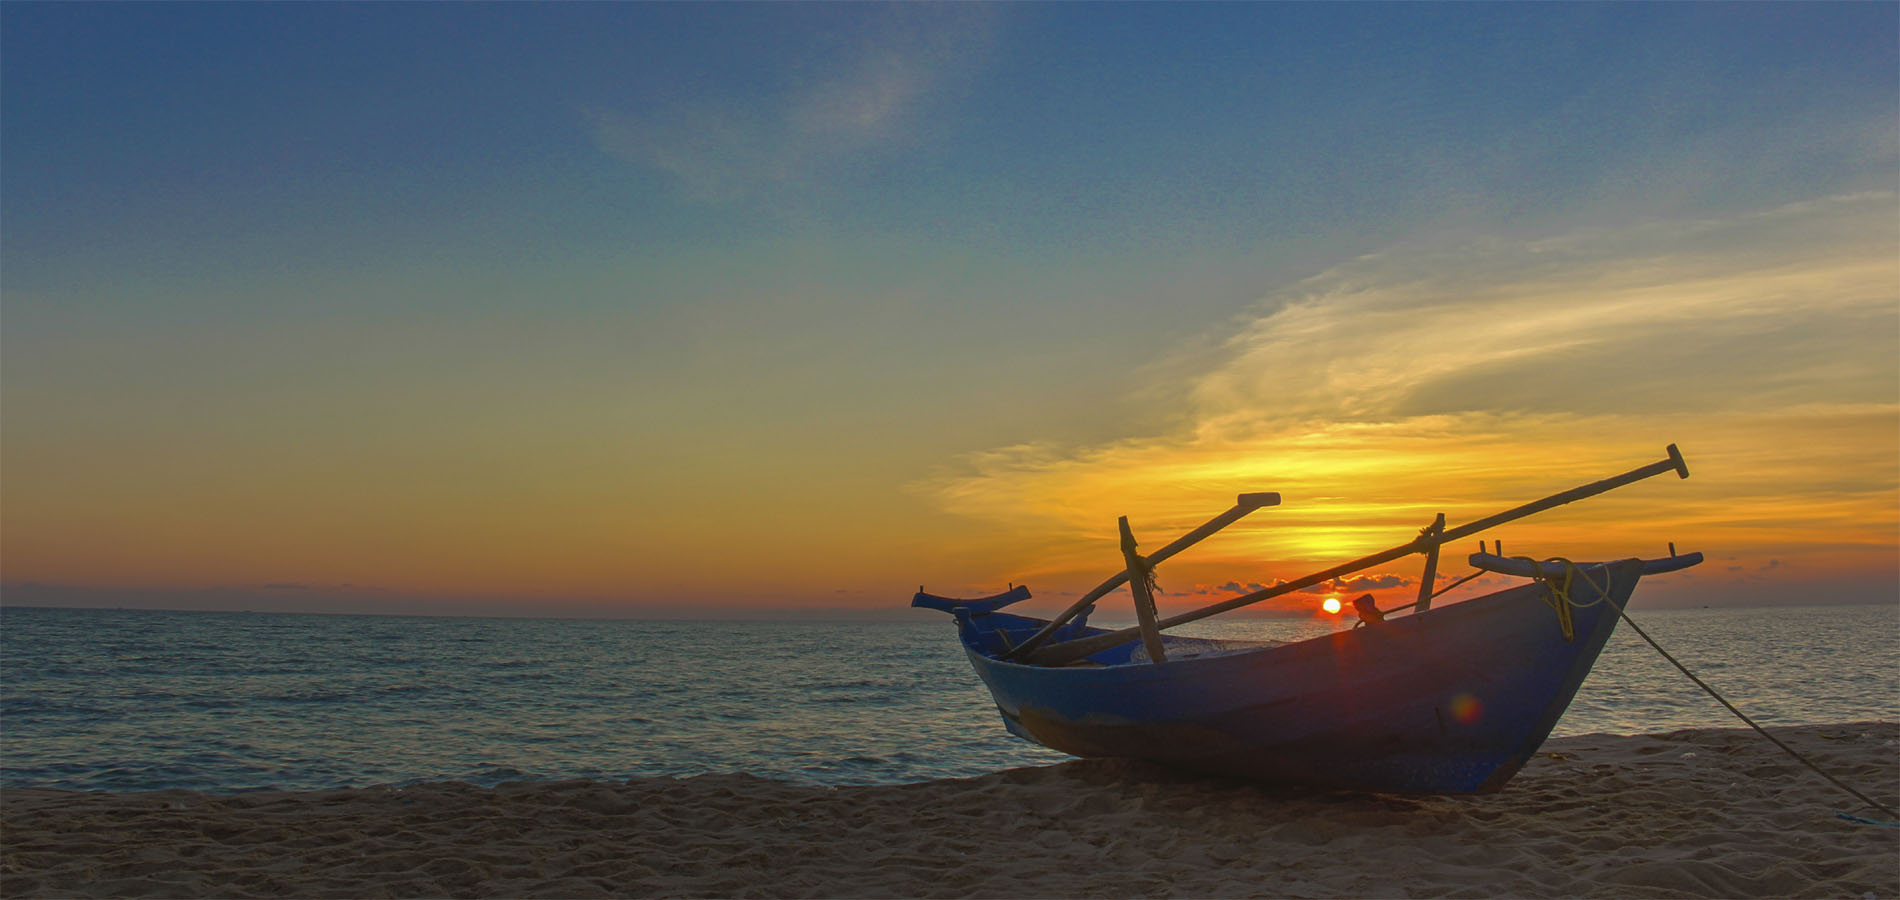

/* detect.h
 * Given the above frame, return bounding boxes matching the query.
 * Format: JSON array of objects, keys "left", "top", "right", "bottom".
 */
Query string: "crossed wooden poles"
[{"left": 1007, "top": 444, "right": 1690, "bottom": 667}]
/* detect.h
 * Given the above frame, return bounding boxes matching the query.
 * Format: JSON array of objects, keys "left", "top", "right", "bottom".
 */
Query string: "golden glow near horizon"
[{"left": 914, "top": 196, "right": 1899, "bottom": 615}]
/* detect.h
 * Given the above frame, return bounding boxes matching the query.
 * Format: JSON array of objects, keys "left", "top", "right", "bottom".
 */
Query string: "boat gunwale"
[{"left": 953, "top": 557, "right": 1641, "bottom": 677}]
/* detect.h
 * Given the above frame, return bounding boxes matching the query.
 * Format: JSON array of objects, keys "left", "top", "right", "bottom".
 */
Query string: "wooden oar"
[
  {"left": 1003, "top": 492, "right": 1281, "bottom": 660},
  {"left": 1027, "top": 445, "right": 1690, "bottom": 666}
]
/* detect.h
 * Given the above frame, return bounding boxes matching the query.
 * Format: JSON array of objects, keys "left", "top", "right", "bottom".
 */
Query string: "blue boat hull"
[{"left": 932, "top": 559, "right": 1644, "bottom": 793}]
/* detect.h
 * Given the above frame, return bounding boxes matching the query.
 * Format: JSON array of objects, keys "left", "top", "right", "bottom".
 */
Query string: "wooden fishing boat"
[{"left": 914, "top": 446, "right": 1702, "bottom": 793}]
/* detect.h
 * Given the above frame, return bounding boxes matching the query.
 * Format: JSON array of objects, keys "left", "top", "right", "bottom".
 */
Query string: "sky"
[{"left": 3, "top": 2, "right": 1895, "bottom": 619}]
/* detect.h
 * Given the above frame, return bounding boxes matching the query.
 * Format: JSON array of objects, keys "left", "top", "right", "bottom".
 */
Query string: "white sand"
[{"left": 4, "top": 722, "right": 1895, "bottom": 898}]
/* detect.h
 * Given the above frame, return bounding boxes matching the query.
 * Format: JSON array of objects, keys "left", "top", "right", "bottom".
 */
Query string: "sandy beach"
[{"left": 4, "top": 722, "right": 1895, "bottom": 899}]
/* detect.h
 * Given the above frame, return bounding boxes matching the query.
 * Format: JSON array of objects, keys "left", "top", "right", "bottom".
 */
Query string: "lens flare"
[{"left": 1449, "top": 692, "right": 1485, "bottom": 725}]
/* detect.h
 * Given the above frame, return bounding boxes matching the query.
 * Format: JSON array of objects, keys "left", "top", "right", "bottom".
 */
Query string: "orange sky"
[{"left": 8, "top": 197, "right": 1894, "bottom": 617}]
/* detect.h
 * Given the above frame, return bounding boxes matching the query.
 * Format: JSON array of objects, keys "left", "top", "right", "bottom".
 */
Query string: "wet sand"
[{"left": 4, "top": 722, "right": 1895, "bottom": 898}]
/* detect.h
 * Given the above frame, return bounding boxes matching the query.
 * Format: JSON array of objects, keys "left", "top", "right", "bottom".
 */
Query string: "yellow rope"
[{"left": 1512, "top": 556, "right": 1618, "bottom": 642}]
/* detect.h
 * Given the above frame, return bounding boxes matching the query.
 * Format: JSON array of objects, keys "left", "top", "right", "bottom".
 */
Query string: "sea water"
[{"left": 2, "top": 603, "right": 1894, "bottom": 793}]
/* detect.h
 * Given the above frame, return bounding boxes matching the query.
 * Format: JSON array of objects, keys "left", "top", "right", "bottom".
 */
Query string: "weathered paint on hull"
[{"left": 951, "top": 559, "right": 1642, "bottom": 793}]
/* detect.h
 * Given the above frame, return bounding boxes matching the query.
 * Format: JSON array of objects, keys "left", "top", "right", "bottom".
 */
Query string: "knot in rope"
[{"left": 1129, "top": 553, "right": 1162, "bottom": 596}]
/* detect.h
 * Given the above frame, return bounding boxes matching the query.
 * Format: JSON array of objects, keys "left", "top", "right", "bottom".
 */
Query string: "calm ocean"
[{"left": 2, "top": 603, "right": 1894, "bottom": 793}]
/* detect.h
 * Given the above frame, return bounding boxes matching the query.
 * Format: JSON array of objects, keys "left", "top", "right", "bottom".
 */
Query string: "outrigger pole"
[
  {"left": 1005, "top": 492, "right": 1281, "bottom": 661},
  {"left": 1026, "top": 445, "right": 1691, "bottom": 667}
]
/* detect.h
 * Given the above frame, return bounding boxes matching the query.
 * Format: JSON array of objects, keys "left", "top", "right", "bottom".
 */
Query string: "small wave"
[{"left": 259, "top": 691, "right": 354, "bottom": 704}]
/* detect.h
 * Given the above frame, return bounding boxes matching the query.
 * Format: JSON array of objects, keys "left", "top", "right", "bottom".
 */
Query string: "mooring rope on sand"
[
  {"left": 1535, "top": 557, "right": 1899, "bottom": 825},
  {"left": 1613, "top": 608, "right": 1900, "bottom": 825}
]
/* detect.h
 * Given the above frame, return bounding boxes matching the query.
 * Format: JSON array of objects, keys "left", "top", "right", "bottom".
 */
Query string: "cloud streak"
[
  {"left": 1187, "top": 193, "right": 1896, "bottom": 427},
  {"left": 588, "top": 6, "right": 996, "bottom": 203}
]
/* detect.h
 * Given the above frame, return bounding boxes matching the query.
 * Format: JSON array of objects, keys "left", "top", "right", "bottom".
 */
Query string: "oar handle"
[{"left": 1436, "top": 444, "right": 1687, "bottom": 545}]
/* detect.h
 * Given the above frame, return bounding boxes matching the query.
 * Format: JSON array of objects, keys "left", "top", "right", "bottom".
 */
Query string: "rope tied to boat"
[
  {"left": 1514, "top": 556, "right": 1606, "bottom": 642},
  {"left": 1526, "top": 556, "right": 1898, "bottom": 824}
]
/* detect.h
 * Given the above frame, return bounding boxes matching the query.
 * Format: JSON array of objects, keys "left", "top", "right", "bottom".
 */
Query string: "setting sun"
[{"left": 1322, "top": 597, "right": 1342, "bottom": 614}]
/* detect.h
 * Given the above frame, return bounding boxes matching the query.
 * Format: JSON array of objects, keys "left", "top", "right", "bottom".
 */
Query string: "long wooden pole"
[
  {"left": 1027, "top": 445, "right": 1690, "bottom": 666},
  {"left": 1005, "top": 492, "right": 1280, "bottom": 660},
  {"left": 1119, "top": 517, "right": 1169, "bottom": 663}
]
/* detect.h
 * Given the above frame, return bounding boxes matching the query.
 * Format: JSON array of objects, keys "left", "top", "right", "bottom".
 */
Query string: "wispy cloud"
[
  {"left": 587, "top": 6, "right": 996, "bottom": 203},
  {"left": 1186, "top": 192, "right": 1896, "bottom": 427},
  {"left": 917, "top": 195, "right": 1899, "bottom": 603}
]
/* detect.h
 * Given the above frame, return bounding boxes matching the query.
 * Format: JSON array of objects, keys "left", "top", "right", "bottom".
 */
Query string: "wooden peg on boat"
[
  {"left": 1119, "top": 517, "right": 1168, "bottom": 664},
  {"left": 1415, "top": 513, "right": 1445, "bottom": 613}
]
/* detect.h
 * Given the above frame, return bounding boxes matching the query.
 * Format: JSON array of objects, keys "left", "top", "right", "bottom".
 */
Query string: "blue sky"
[
  {"left": 11, "top": 4, "right": 1889, "bottom": 279},
  {"left": 4, "top": 3, "right": 1895, "bottom": 615}
]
